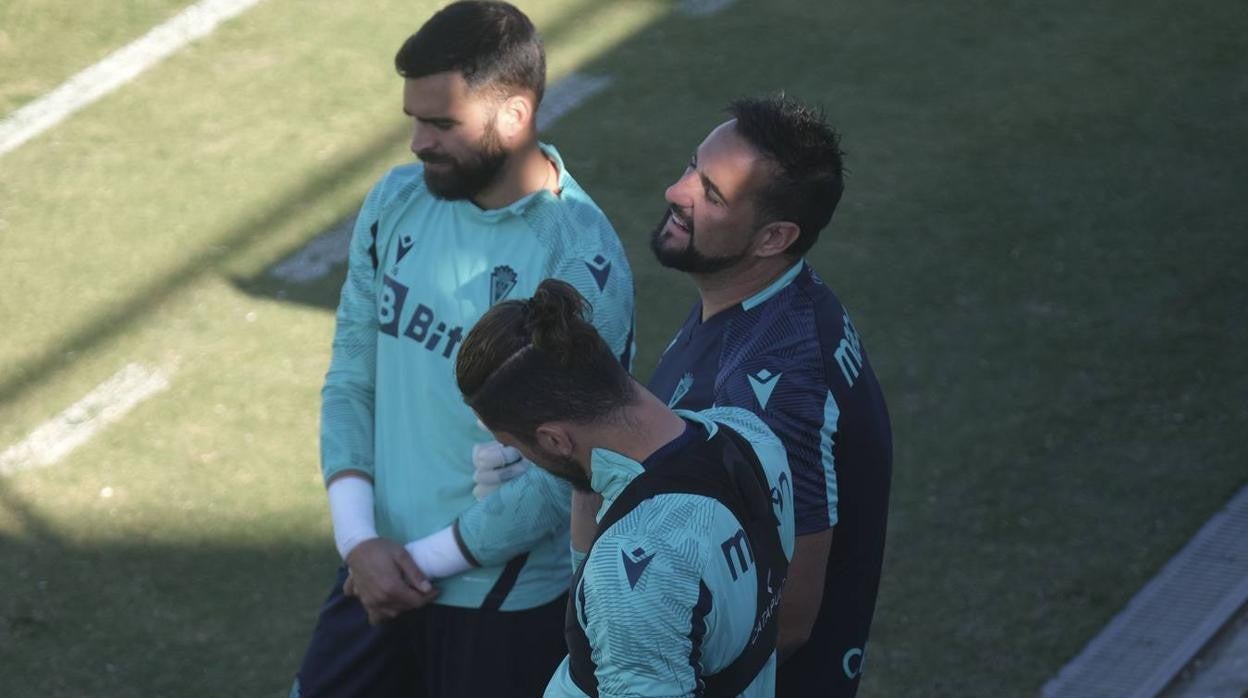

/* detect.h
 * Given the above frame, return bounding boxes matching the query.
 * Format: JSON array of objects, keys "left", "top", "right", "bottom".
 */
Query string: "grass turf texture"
[
  {"left": 1, "top": 0, "right": 1245, "bottom": 695},
  {"left": 0, "top": 0, "right": 191, "bottom": 115}
]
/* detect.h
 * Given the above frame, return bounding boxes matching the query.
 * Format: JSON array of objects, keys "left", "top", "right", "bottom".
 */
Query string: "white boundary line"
[
  {"left": 0, "top": 363, "right": 173, "bottom": 476},
  {"left": 678, "top": 0, "right": 738, "bottom": 17},
  {"left": 270, "top": 72, "right": 615, "bottom": 284},
  {"left": 0, "top": 0, "right": 266, "bottom": 157},
  {"left": 535, "top": 72, "right": 614, "bottom": 132}
]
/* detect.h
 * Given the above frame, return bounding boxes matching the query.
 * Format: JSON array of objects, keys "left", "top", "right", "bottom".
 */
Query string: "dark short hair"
[
  {"left": 456, "top": 279, "right": 632, "bottom": 438},
  {"left": 395, "top": 1, "right": 546, "bottom": 104},
  {"left": 728, "top": 95, "right": 846, "bottom": 258}
]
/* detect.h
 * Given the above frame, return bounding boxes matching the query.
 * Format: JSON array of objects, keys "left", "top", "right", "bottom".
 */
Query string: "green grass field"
[{"left": 1, "top": 1, "right": 1245, "bottom": 695}]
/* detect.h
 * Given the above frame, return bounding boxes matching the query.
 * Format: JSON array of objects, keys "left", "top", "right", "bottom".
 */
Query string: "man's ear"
[
  {"left": 535, "top": 423, "right": 575, "bottom": 457},
  {"left": 496, "top": 93, "right": 534, "bottom": 142},
  {"left": 752, "top": 220, "right": 801, "bottom": 259}
]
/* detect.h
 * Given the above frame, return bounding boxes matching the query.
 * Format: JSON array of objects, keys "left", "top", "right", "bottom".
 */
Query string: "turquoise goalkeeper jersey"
[
  {"left": 544, "top": 407, "right": 796, "bottom": 698},
  {"left": 320, "top": 144, "right": 635, "bottom": 610}
]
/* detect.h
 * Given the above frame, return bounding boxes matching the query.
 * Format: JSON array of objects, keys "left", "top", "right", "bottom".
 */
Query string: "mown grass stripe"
[
  {"left": 678, "top": 0, "right": 738, "bottom": 17},
  {"left": 0, "top": 363, "right": 172, "bottom": 476},
  {"left": 0, "top": 0, "right": 265, "bottom": 156}
]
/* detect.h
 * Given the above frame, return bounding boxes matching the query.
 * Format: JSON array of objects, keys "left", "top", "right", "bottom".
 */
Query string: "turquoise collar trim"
[{"left": 741, "top": 259, "right": 805, "bottom": 311}]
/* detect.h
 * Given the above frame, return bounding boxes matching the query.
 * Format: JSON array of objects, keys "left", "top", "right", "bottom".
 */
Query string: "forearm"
[
  {"left": 456, "top": 468, "right": 573, "bottom": 566},
  {"left": 327, "top": 475, "right": 377, "bottom": 560},
  {"left": 402, "top": 522, "right": 477, "bottom": 579},
  {"left": 777, "top": 529, "right": 833, "bottom": 662}
]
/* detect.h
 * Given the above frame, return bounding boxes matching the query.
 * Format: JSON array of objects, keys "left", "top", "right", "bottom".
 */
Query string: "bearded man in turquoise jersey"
[{"left": 290, "top": 4, "right": 634, "bottom": 697}]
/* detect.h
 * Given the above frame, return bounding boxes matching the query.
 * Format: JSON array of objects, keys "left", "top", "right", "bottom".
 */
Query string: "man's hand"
[
  {"left": 472, "top": 441, "right": 529, "bottom": 500},
  {"left": 342, "top": 538, "right": 438, "bottom": 624}
]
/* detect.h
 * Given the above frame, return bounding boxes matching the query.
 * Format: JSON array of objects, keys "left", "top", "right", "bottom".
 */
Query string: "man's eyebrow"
[{"left": 401, "top": 108, "right": 457, "bottom": 125}]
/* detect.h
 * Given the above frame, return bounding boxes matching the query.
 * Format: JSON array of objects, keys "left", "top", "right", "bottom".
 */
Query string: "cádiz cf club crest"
[{"left": 490, "top": 265, "right": 518, "bottom": 305}]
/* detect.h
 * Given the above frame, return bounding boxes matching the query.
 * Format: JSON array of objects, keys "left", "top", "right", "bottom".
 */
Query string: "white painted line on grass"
[
  {"left": 536, "top": 72, "right": 614, "bottom": 132},
  {"left": 678, "top": 0, "right": 738, "bottom": 17},
  {"left": 0, "top": 363, "right": 173, "bottom": 476},
  {"left": 0, "top": 0, "right": 266, "bottom": 157},
  {"left": 270, "top": 72, "right": 614, "bottom": 284}
]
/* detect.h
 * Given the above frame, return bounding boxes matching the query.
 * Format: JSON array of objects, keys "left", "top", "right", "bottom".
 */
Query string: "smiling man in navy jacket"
[{"left": 646, "top": 94, "right": 893, "bottom": 697}]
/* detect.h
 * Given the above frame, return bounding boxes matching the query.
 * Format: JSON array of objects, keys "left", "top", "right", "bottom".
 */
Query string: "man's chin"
[
  {"left": 650, "top": 237, "right": 699, "bottom": 271},
  {"left": 423, "top": 171, "right": 472, "bottom": 201},
  {"left": 651, "top": 242, "right": 746, "bottom": 275}
]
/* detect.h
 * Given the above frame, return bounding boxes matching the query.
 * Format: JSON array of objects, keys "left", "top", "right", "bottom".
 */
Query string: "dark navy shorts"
[{"left": 292, "top": 566, "right": 567, "bottom": 698}]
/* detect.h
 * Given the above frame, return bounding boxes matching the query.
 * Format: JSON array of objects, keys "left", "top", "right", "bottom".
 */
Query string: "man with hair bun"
[
  {"left": 456, "top": 278, "right": 796, "bottom": 698},
  {"left": 290, "top": 2, "right": 634, "bottom": 696},
  {"left": 648, "top": 94, "right": 893, "bottom": 696}
]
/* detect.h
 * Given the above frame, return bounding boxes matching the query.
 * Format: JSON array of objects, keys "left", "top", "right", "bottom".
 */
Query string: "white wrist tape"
[
  {"left": 405, "top": 525, "right": 472, "bottom": 579},
  {"left": 327, "top": 476, "right": 377, "bottom": 561}
]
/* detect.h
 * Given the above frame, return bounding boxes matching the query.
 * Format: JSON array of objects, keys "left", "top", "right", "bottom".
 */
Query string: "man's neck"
[
  {"left": 473, "top": 139, "right": 557, "bottom": 210},
  {"left": 579, "top": 387, "right": 689, "bottom": 470},
  {"left": 695, "top": 256, "right": 799, "bottom": 321}
]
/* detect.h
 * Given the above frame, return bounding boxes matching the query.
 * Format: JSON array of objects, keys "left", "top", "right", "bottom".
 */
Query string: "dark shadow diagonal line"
[
  {"left": 0, "top": 474, "right": 63, "bottom": 545},
  {"left": 0, "top": 1, "right": 680, "bottom": 408},
  {"left": 0, "top": 122, "right": 408, "bottom": 407}
]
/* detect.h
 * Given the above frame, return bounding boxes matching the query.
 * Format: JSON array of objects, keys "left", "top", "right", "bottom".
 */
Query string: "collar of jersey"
[
  {"left": 589, "top": 448, "right": 645, "bottom": 519},
  {"left": 448, "top": 142, "right": 568, "bottom": 221},
  {"left": 740, "top": 258, "right": 806, "bottom": 311},
  {"left": 589, "top": 413, "right": 715, "bottom": 521}
]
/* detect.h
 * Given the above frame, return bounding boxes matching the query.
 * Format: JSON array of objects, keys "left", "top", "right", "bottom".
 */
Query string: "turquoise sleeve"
[
  {"left": 581, "top": 509, "right": 710, "bottom": 697},
  {"left": 319, "top": 180, "right": 386, "bottom": 484},
  {"left": 456, "top": 467, "right": 573, "bottom": 565}
]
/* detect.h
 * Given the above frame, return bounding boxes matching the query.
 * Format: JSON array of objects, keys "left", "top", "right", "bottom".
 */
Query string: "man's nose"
[
  {"left": 410, "top": 125, "right": 436, "bottom": 156},
  {"left": 665, "top": 169, "right": 696, "bottom": 206}
]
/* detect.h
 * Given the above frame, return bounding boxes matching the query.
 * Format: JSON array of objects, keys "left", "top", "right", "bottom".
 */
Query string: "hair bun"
[{"left": 527, "top": 279, "right": 595, "bottom": 364}]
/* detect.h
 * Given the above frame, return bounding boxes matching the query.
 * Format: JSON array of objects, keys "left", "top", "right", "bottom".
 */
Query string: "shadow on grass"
[
  {"left": 0, "top": 523, "right": 335, "bottom": 698},
  {"left": 0, "top": 122, "right": 406, "bottom": 408},
  {"left": 0, "top": 0, "right": 689, "bottom": 402},
  {"left": 4, "top": 1, "right": 1248, "bottom": 697},
  {"left": 208, "top": 7, "right": 1248, "bottom": 697}
]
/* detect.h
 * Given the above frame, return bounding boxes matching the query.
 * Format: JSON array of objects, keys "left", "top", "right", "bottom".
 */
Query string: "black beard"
[
  {"left": 649, "top": 209, "right": 748, "bottom": 274},
  {"left": 541, "top": 454, "right": 594, "bottom": 493},
  {"left": 421, "top": 127, "right": 508, "bottom": 201}
]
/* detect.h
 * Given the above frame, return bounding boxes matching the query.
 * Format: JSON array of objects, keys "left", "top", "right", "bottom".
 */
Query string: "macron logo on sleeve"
[
  {"left": 396, "top": 232, "right": 415, "bottom": 264},
  {"left": 585, "top": 254, "right": 612, "bottom": 291},
  {"left": 621, "top": 547, "right": 656, "bottom": 590},
  {"left": 748, "top": 369, "right": 782, "bottom": 410}
]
